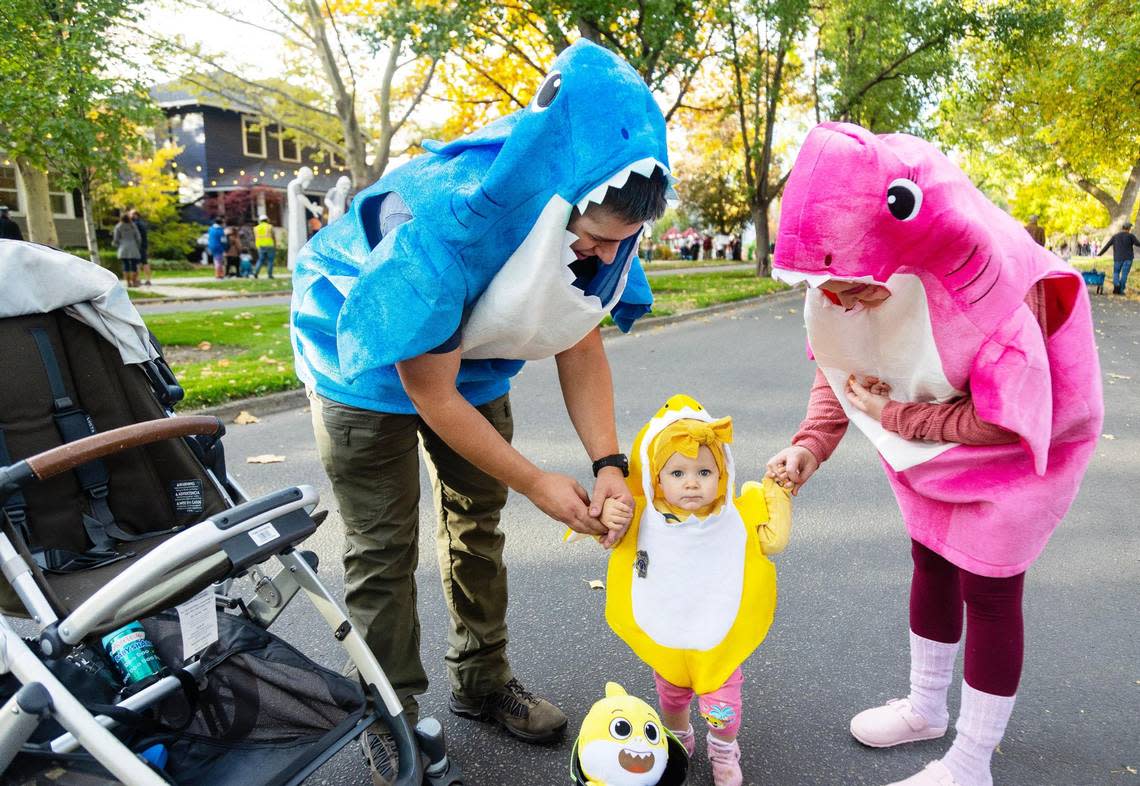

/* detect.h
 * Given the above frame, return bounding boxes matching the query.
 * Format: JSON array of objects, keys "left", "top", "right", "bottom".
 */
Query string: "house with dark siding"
[
  {"left": 154, "top": 84, "right": 350, "bottom": 229},
  {"left": 0, "top": 157, "right": 87, "bottom": 246}
]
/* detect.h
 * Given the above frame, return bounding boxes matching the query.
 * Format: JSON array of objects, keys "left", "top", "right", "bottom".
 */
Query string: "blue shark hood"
[{"left": 292, "top": 39, "right": 671, "bottom": 398}]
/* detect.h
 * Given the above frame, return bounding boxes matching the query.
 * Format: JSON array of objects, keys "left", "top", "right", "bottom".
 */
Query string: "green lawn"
[
  {"left": 154, "top": 271, "right": 788, "bottom": 409},
  {"left": 181, "top": 279, "right": 293, "bottom": 293},
  {"left": 153, "top": 267, "right": 216, "bottom": 279},
  {"left": 642, "top": 258, "right": 750, "bottom": 272},
  {"left": 126, "top": 288, "right": 168, "bottom": 300},
  {"left": 149, "top": 305, "right": 296, "bottom": 409}
]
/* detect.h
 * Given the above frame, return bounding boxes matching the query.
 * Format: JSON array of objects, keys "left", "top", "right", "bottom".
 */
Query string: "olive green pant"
[{"left": 310, "top": 391, "right": 514, "bottom": 720}]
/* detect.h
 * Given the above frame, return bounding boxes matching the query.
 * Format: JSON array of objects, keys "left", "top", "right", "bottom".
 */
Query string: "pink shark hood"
[{"left": 774, "top": 122, "right": 1103, "bottom": 577}]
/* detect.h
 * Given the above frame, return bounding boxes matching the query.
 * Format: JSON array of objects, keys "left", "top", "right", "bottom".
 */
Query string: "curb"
[{"left": 191, "top": 287, "right": 803, "bottom": 418}]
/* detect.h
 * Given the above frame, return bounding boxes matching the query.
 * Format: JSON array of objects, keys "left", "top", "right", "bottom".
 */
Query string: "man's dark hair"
[{"left": 598, "top": 167, "right": 669, "bottom": 224}]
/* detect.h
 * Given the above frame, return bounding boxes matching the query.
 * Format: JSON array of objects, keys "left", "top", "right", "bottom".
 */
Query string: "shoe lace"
[
  {"left": 707, "top": 739, "right": 741, "bottom": 766},
  {"left": 495, "top": 678, "right": 537, "bottom": 715}
]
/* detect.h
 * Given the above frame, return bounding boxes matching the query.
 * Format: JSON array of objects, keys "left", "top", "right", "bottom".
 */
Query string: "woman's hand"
[{"left": 765, "top": 445, "right": 820, "bottom": 496}]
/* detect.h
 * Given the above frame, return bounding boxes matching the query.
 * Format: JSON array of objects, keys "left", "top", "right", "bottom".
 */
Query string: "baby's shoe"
[
  {"left": 850, "top": 698, "right": 948, "bottom": 748},
  {"left": 706, "top": 736, "right": 742, "bottom": 786},
  {"left": 885, "top": 761, "right": 962, "bottom": 785},
  {"left": 670, "top": 725, "right": 696, "bottom": 758}
]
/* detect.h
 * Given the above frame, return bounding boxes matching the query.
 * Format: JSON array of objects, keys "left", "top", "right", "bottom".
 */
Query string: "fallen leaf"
[
  {"left": 246, "top": 454, "right": 286, "bottom": 464},
  {"left": 199, "top": 367, "right": 215, "bottom": 377},
  {"left": 1102, "top": 434, "right": 1116, "bottom": 440},
  {"left": 222, "top": 321, "right": 235, "bottom": 327},
  {"left": 258, "top": 354, "right": 275, "bottom": 363},
  {"left": 1106, "top": 372, "right": 1132, "bottom": 380},
  {"left": 583, "top": 579, "right": 604, "bottom": 590},
  {"left": 788, "top": 308, "right": 798, "bottom": 314},
  {"left": 773, "top": 315, "right": 784, "bottom": 320},
  {"left": 217, "top": 358, "right": 231, "bottom": 367},
  {"left": 233, "top": 411, "right": 260, "bottom": 425},
  {"left": 252, "top": 324, "right": 262, "bottom": 330},
  {"left": 1127, "top": 766, "right": 1137, "bottom": 775},
  {"left": 196, "top": 341, "right": 212, "bottom": 351}
]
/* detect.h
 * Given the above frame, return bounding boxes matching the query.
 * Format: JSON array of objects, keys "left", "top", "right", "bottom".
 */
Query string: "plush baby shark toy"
[
  {"left": 606, "top": 395, "right": 790, "bottom": 695},
  {"left": 571, "top": 682, "right": 688, "bottom": 786}
]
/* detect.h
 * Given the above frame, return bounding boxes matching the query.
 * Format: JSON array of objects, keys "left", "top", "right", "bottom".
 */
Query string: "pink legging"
[
  {"left": 909, "top": 540, "right": 1025, "bottom": 697},
  {"left": 654, "top": 668, "right": 743, "bottom": 738}
]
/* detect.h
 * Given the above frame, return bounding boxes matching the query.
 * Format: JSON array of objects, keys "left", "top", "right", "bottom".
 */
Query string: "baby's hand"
[
  {"left": 598, "top": 498, "right": 633, "bottom": 549},
  {"left": 765, "top": 445, "right": 819, "bottom": 496}
]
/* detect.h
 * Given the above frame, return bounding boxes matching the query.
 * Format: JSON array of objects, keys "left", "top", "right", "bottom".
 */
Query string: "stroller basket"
[{"left": 4, "top": 610, "right": 373, "bottom": 786}]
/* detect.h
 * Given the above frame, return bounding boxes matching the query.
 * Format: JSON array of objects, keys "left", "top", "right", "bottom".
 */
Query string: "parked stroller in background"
[{"left": 0, "top": 241, "right": 463, "bottom": 785}]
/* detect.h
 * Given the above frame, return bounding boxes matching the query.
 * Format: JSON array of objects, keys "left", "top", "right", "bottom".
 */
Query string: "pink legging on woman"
[
  {"left": 654, "top": 667, "right": 743, "bottom": 738},
  {"left": 909, "top": 540, "right": 1025, "bottom": 697}
]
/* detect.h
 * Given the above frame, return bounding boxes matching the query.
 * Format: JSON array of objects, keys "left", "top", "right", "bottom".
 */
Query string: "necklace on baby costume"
[{"left": 606, "top": 394, "right": 790, "bottom": 695}]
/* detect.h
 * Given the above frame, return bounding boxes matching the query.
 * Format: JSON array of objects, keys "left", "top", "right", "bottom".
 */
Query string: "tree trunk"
[
  {"left": 15, "top": 159, "right": 58, "bottom": 247},
  {"left": 753, "top": 203, "right": 771, "bottom": 277},
  {"left": 79, "top": 174, "right": 101, "bottom": 266}
]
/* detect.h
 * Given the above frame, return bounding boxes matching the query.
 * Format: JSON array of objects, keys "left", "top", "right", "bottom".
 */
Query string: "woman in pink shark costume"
[{"left": 766, "top": 122, "right": 1102, "bottom": 786}]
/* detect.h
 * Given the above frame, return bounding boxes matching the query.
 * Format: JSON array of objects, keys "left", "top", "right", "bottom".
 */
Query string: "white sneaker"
[
  {"left": 850, "top": 698, "right": 948, "bottom": 748},
  {"left": 885, "top": 761, "right": 962, "bottom": 785}
]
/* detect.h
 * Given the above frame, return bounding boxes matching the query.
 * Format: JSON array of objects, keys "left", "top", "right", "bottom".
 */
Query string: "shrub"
[{"left": 653, "top": 244, "right": 674, "bottom": 260}]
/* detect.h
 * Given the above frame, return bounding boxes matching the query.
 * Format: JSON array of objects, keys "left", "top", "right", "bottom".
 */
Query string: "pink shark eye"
[{"left": 886, "top": 178, "right": 923, "bottom": 221}]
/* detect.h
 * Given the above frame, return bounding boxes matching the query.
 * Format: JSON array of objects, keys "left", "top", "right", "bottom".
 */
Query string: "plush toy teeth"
[
  {"left": 576, "top": 157, "right": 670, "bottom": 214},
  {"left": 771, "top": 269, "right": 832, "bottom": 288}
]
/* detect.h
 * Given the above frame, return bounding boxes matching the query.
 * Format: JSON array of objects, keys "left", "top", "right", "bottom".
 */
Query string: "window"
[
  {"left": 278, "top": 132, "right": 300, "bottom": 163},
  {"left": 47, "top": 177, "right": 75, "bottom": 219},
  {"left": 0, "top": 165, "right": 19, "bottom": 213},
  {"left": 328, "top": 147, "right": 346, "bottom": 167},
  {"left": 242, "top": 116, "right": 267, "bottom": 158}
]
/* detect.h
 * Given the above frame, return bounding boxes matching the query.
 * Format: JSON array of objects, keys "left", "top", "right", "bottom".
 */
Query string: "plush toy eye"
[
  {"left": 533, "top": 71, "right": 562, "bottom": 112},
  {"left": 644, "top": 721, "right": 660, "bottom": 743},
  {"left": 609, "top": 718, "right": 633, "bottom": 739},
  {"left": 886, "top": 178, "right": 922, "bottom": 221}
]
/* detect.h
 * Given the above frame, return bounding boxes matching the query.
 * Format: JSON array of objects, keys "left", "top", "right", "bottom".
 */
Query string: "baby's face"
[{"left": 658, "top": 446, "right": 720, "bottom": 511}]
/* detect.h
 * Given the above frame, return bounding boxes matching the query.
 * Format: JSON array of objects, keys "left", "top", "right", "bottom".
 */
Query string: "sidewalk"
[{"left": 134, "top": 262, "right": 757, "bottom": 310}]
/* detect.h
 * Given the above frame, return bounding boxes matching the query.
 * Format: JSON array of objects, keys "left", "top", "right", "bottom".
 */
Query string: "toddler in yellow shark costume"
[{"left": 602, "top": 395, "right": 791, "bottom": 786}]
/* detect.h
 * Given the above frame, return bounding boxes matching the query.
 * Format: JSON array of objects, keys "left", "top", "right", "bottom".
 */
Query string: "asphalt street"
[{"left": 221, "top": 291, "right": 1139, "bottom": 786}]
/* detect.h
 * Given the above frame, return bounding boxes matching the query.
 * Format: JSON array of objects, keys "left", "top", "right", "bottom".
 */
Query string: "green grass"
[
  {"left": 643, "top": 270, "right": 787, "bottom": 317},
  {"left": 642, "top": 258, "right": 750, "bottom": 272},
  {"left": 181, "top": 279, "right": 293, "bottom": 293},
  {"left": 155, "top": 270, "right": 788, "bottom": 408},
  {"left": 126, "top": 288, "right": 168, "bottom": 300},
  {"left": 152, "top": 267, "right": 217, "bottom": 279},
  {"left": 148, "top": 305, "right": 296, "bottom": 409}
]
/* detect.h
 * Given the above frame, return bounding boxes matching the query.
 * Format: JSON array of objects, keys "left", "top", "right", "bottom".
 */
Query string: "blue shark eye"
[
  {"left": 644, "top": 722, "right": 660, "bottom": 743},
  {"left": 610, "top": 718, "right": 632, "bottom": 739},
  {"left": 886, "top": 179, "right": 922, "bottom": 221},
  {"left": 533, "top": 71, "right": 562, "bottom": 112}
]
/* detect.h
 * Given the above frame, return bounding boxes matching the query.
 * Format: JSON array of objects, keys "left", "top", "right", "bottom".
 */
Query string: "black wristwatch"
[{"left": 592, "top": 453, "right": 629, "bottom": 477}]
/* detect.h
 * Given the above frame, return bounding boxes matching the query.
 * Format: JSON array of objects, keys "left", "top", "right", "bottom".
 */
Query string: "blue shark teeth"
[{"left": 576, "top": 158, "right": 670, "bottom": 214}]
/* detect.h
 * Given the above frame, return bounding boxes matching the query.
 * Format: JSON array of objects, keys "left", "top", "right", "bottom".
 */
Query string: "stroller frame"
[{"left": 0, "top": 419, "right": 454, "bottom": 785}]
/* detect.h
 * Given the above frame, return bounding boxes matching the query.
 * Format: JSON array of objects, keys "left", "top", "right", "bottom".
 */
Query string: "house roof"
[{"left": 151, "top": 79, "right": 259, "bottom": 114}]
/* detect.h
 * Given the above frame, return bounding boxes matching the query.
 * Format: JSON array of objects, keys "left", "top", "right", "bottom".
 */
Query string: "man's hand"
[
  {"left": 520, "top": 471, "right": 607, "bottom": 536},
  {"left": 591, "top": 466, "right": 633, "bottom": 548},
  {"left": 765, "top": 445, "right": 820, "bottom": 496},
  {"left": 845, "top": 375, "right": 890, "bottom": 422}
]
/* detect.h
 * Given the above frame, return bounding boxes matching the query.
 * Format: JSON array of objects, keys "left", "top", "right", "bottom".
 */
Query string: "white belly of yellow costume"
[{"left": 630, "top": 506, "right": 745, "bottom": 650}]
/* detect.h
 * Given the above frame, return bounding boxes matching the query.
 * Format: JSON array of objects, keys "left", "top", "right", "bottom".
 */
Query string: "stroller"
[{"left": 0, "top": 241, "right": 462, "bottom": 785}]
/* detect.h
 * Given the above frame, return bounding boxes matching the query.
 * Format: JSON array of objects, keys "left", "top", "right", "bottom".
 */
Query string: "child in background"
[{"left": 602, "top": 395, "right": 791, "bottom": 786}]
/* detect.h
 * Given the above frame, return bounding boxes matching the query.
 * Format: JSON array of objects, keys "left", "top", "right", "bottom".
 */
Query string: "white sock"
[
  {"left": 941, "top": 681, "right": 1016, "bottom": 786},
  {"left": 907, "top": 630, "right": 959, "bottom": 728}
]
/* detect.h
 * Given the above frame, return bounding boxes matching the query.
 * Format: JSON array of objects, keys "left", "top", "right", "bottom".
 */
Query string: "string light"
[
  {"left": 218, "top": 167, "right": 225, "bottom": 174},
  {"left": 239, "top": 169, "right": 245, "bottom": 176},
  {"left": 195, "top": 165, "right": 202, "bottom": 172}
]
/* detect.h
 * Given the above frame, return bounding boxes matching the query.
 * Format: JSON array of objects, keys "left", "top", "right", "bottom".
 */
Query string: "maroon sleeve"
[
  {"left": 792, "top": 368, "right": 849, "bottom": 463},
  {"left": 880, "top": 282, "right": 1049, "bottom": 446}
]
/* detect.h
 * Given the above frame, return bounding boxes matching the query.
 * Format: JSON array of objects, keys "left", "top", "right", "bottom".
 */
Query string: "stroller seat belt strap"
[
  {"left": 29, "top": 327, "right": 119, "bottom": 551},
  {"left": 0, "top": 429, "right": 33, "bottom": 544}
]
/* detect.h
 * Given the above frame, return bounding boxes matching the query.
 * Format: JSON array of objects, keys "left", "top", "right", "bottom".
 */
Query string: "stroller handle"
[{"left": 24, "top": 416, "right": 225, "bottom": 481}]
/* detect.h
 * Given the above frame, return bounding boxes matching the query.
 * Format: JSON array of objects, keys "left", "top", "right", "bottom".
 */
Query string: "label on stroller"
[
  {"left": 171, "top": 479, "right": 205, "bottom": 514},
  {"left": 248, "top": 522, "right": 280, "bottom": 546},
  {"left": 176, "top": 588, "right": 220, "bottom": 659}
]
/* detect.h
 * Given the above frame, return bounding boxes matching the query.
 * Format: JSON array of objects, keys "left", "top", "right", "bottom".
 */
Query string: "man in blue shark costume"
[{"left": 292, "top": 40, "right": 672, "bottom": 780}]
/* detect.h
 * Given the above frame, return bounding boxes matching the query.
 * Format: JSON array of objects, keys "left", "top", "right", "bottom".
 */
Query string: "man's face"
[{"left": 567, "top": 208, "right": 643, "bottom": 265}]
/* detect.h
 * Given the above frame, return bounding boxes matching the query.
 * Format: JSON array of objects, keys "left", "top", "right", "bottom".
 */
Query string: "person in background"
[
  {"left": 239, "top": 220, "right": 258, "bottom": 271},
  {"left": 0, "top": 206, "right": 22, "bottom": 241},
  {"left": 207, "top": 216, "right": 227, "bottom": 278},
  {"left": 1097, "top": 221, "right": 1140, "bottom": 295},
  {"left": 1023, "top": 214, "right": 1045, "bottom": 246},
  {"left": 224, "top": 222, "right": 242, "bottom": 278},
  {"left": 253, "top": 213, "right": 276, "bottom": 278},
  {"left": 112, "top": 212, "right": 142, "bottom": 287},
  {"left": 129, "top": 208, "right": 151, "bottom": 285}
]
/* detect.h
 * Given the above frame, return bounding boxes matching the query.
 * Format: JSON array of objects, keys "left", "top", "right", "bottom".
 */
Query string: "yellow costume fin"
[{"left": 738, "top": 477, "right": 792, "bottom": 555}]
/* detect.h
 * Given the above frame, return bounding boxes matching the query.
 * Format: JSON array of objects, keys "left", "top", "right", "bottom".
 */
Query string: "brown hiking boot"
[
  {"left": 359, "top": 725, "right": 398, "bottom": 786},
  {"left": 449, "top": 677, "right": 568, "bottom": 743}
]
